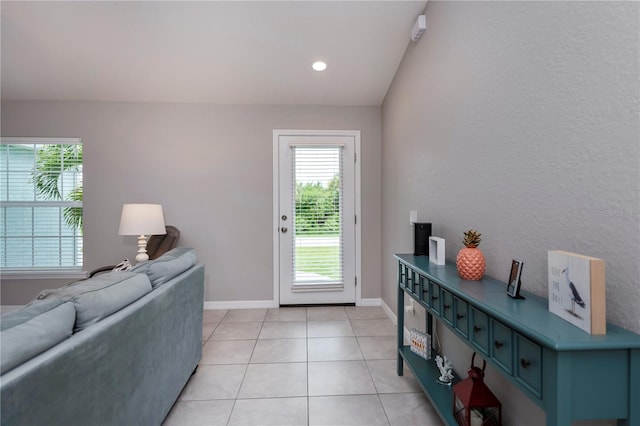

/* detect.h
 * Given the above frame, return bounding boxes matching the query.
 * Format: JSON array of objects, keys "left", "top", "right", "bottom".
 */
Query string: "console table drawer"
[
  {"left": 453, "top": 297, "right": 469, "bottom": 338},
  {"left": 419, "top": 275, "right": 431, "bottom": 308},
  {"left": 408, "top": 269, "right": 417, "bottom": 295},
  {"left": 441, "top": 289, "right": 454, "bottom": 325},
  {"left": 398, "top": 263, "right": 409, "bottom": 288},
  {"left": 428, "top": 280, "right": 441, "bottom": 315},
  {"left": 515, "top": 333, "right": 543, "bottom": 399},
  {"left": 413, "top": 273, "right": 426, "bottom": 303},
  {"left": 490, "top": 319, "right": 513, "bottom": 374},
  {"left": 470, "top": 307, "right": 489, "bottom": 354}
]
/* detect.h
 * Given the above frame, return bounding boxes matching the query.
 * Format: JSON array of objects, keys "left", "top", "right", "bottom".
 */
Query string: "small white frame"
[{"left": 429, "top": 237, "right": 446, "bottom": 265}]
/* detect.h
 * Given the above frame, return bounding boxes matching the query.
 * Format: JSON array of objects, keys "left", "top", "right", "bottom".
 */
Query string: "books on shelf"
[{"left": 548, "top": 250, "right": 606, "bottom": 335}]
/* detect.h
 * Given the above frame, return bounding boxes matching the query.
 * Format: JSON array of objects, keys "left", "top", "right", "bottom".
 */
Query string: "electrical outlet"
[
  {"left": 404, "top": 299, "right": 415, "bottom": 314},
  {"left": 409, "top": 210, "right": 418, "bottom": 224}
]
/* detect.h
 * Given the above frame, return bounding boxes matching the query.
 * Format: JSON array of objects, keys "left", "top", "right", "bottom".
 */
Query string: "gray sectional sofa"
[{"left": 0, "top": 247, "right": 204, "bottom": 426}]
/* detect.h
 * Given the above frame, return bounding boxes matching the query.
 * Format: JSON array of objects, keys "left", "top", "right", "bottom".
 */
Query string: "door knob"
[{"left": 281, "top": 227, "right": 288, "bottom": 233}]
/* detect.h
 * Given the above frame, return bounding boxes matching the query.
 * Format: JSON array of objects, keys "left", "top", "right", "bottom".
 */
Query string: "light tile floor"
[{"left": 163, "top": 306, "right": 443, "bottom": 426}]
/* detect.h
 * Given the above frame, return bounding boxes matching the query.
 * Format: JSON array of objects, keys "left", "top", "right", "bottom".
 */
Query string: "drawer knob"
[
  {"left": 520, "top": 358, "right": 531, "bottom": 369},
  {"left": 432, "top": 296, "right": 438, "bottom": 300},
  {"left": 456, "top": 314, "right": 465, "bottom": 320},
  {"left": 444, "top": 304, "right": 451, "bottom": 310},
  {"left": 494, "top": 341, "right": 503, "bottom": 349},
  {"left": 473, "top": 326, "right": 482, "bottom": 333}
]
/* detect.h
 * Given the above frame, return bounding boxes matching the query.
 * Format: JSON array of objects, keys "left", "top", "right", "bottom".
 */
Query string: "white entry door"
[{"left": 274, "top": 131, "right": 358, "bottom": 305}]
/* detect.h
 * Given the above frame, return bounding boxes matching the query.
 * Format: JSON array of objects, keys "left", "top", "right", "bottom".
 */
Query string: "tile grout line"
[
  {"left": 226, "top": 314, "right": 265, "bottom": 424},
  {"left": 188, "top": 307, "right": 411, "bottom": 426},
  {"left": 350, "top": 310, "right": 392, "bottom": 426}
]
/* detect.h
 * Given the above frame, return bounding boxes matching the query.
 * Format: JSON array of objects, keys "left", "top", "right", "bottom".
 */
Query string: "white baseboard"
[
  {"left": 204, "top": 298, "right": 382, "bottom": 310},
  {"left": 380, "top": 298, "right": 410, "bottom": 344},
  {"left": 204, "top": 300, "right": 277, "bottom": 310},
  {"left": 380, "top": 299, "right": 396, "bottom": 324}
]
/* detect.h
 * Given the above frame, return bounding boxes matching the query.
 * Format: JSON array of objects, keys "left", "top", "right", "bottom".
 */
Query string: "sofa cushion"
[
  {"left": 132, "top": 247, "right": 197, "bottom": 288},
  {"left": 1, "top": 299, "right": 76, "bottom": 374},
  {"left": 37, "top": 272, "right": 152, "bottom": 332}
]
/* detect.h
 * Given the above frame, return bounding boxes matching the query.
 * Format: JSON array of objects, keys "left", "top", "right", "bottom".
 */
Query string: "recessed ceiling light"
[{"left": 312, "top": 61, "right": 327, "bottom": 72}]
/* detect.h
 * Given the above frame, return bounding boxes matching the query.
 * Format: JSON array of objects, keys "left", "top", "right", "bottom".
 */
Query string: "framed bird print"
[
  {"left": 548, "top": 250, "right": 606, "bottom": 335},
  {"left": 507, "top": 259, "right": 524, "bottom": 299}
]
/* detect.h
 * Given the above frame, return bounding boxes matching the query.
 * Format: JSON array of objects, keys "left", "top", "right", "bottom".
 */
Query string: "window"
[
  {"left": 292, "top": 146, "right": 344, "bottom": 288},
  {"left": 1, "top": 137, "right": 83, "bottom": 273}
]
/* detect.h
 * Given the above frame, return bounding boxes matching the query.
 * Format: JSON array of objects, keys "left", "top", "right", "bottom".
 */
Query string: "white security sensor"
[{"left": 411, "top": 15, "right": 427, "bottom": 42}]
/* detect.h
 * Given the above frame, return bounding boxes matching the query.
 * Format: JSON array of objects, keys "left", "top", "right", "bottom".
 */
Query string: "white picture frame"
[{"left": 429, "top": 237, "right": 445, "bottom": 265}]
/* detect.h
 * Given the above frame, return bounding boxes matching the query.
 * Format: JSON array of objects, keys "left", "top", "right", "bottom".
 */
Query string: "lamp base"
[{"left": 135, "top": 234, "right": 149, "bottom": 263}]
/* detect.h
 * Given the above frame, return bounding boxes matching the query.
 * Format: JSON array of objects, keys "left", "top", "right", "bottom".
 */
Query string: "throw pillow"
[
  {"left": 36, "top": 272, "right": 152, "bottom": 332},
  {"left": 0, "top": 299, "right": 75, "bottom": 374},
  {"left": 131, "top": 247, "right": 197, "bottom": 288}
]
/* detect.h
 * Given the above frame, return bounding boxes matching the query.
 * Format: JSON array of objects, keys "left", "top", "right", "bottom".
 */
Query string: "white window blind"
[
  {"left": 291, "top": 146, "right": 344, "bottom": 289},
  {"left": 0, "top": 138, "right": 83, "bottom": 271}
]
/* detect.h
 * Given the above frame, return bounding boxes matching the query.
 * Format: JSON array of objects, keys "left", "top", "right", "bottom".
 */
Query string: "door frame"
[{"left": 272, "top": 129, "right": 361, "bottom": 306}]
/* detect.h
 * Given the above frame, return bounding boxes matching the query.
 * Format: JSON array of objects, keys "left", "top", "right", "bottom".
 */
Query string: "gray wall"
[
  {"left": 381, "top": 1, "right": 638, "bottom": 425},
  {"left": 1, "top": 102, "right": 382, "bottom": 305}
]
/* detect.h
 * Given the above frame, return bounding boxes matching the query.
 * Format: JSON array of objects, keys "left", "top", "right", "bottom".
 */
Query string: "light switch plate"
[{"left": 410, "top": 211, "right": 418, "bottom": 224}]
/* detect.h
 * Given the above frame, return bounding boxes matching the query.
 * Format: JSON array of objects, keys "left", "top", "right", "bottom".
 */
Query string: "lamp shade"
[{"left": 118, "top": 204, "right": 166, "bottom": 236}]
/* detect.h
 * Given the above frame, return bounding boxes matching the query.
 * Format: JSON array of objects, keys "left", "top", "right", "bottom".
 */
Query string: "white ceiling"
[{"left": 1, "top": 1, "right": 427, "bottom": 106}]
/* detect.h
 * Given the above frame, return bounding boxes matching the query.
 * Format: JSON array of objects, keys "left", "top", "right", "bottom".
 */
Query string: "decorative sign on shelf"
[
  {"left": 409, "top": 328, "right": 431, "bottom": 360},
  {"left": 548, "top": 250, "right": 606, "bottom": 335}
]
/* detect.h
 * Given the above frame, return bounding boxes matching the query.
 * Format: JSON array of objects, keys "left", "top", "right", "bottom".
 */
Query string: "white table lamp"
[{"left": 118, "top": 204, "right": 166, "bottom": 262}]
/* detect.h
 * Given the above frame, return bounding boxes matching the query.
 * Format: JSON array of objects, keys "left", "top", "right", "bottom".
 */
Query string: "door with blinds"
[{"left": 276, "top": 133, "right": 356, "bottom": 305}]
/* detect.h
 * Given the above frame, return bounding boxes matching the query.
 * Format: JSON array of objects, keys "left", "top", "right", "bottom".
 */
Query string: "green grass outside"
[
  {"left": 295, "top": 245, "right": 342, "bottom": 281},
  {"left": 296, "top": 232, "right": 339, "bottom": 237}
]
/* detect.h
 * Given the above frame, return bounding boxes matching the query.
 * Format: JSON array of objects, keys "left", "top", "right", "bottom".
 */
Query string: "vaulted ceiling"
[{"left": 1, "top": 1, "right": 427, "bottom": 106}]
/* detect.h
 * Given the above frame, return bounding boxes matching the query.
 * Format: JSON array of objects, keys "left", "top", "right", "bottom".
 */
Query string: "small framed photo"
[{"left": 507, "top": 259, "right": 524, "bottom": 299}]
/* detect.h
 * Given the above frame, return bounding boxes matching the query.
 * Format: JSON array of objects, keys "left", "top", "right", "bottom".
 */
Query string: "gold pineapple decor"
[{"left": 456, "top": 229, "right": 486, "bottom": 280}]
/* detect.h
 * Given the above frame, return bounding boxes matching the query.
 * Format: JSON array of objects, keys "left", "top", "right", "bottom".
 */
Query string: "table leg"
[{"left": 397, "top": 281, "right": 404, "bottom": 376}]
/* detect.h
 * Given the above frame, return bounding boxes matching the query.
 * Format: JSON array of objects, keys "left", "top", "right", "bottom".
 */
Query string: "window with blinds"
[
  {"left": 291, "top": 146, "right": 344, "bottom": 290},
  {"left": 0, "top": 138, "right": 83, "bottom": 271}
]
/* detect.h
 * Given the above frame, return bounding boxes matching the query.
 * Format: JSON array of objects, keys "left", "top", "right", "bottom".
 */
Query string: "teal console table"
[{"left": 395, "top": 254, "right": 640, "bottom": 426}]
